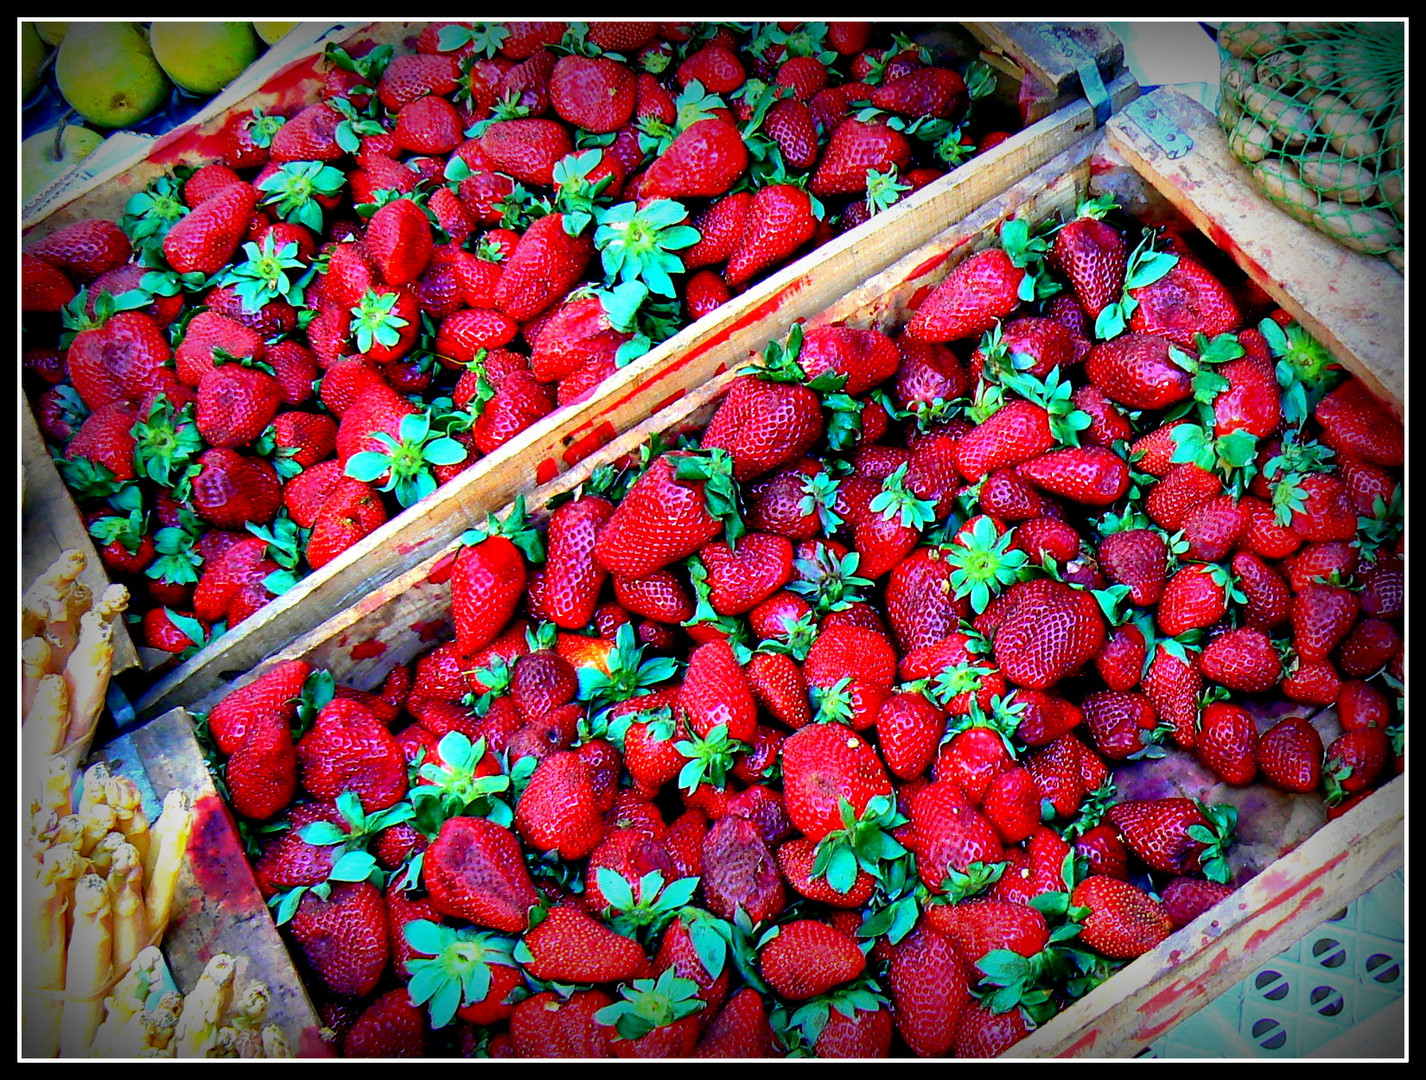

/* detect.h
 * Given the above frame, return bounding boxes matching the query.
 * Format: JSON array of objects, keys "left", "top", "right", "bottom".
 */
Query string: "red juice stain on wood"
[
  {"left": 653, "top": 388, "right": 689, "bottom": 413},
  {"left": 396, "top": 537, "right": 433, "bottom": 556},
  {"left": 427, "top": 550, "right": 458, "bottom": 585},
  {"left": 907, "top": 250, "right": 954, "bottom": 281},
  {"left": 562, "top": 422, "right": 616, "bottom": 467},
  {"left": 351, "top": 640, "right": 387, "bottom": 661},
  {"left": 1065, "top": 1027, "right": 1100, "bottom": 1056},
  {"left": 412, "top": 619, "right": 446, "bottom": 642},
  {"left": 185, "top": 792, "right": 257, "bottom": 907},
  {"left": 536, "top": 457, "right": 560, "bottom": 485}
]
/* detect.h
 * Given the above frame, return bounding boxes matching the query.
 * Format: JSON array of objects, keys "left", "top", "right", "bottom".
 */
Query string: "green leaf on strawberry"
[
  {"left": 258, "top": 160, "right": 346, "bottom": 233},
  {"left": 594, "top": 967, "right": 707, "bottom": 1042},
  {"left": 594, "top": 199, "right": 700, "bottom": 298},
  {"left": 405, "top": 919, "right": 520, "bottom": 1029}
]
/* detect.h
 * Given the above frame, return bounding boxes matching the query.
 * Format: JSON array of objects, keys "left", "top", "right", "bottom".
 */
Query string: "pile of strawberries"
[
  {"left": 21, "top": 20, "right": 1008, "bottom": 660},
  {"left": 195, "top": 185, "right": 1403, "bottom": 1057}
]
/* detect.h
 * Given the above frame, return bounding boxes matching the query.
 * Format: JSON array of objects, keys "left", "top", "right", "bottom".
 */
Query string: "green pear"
[
  {"left": 35, "top": 22, "right": 70, "bottom": 47},
  {"left": 55, "top": 22, "right": 170, "bottom": 129},
  {"left": 253, "top": 21, "right": 299, "bottom": 46},
  {"left": 22, "top": 123, "right": 106, "bottom": 202},
  {"left": 149, "top": 21, "right": 260, "bottom": 96},
  {"left": 22, "top": 23, "right": 48, "bottom": 101}
]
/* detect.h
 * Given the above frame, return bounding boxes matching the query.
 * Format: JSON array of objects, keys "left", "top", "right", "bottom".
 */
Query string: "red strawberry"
[
  {"left": 1157, "top": 562, "right": 1231, "bottom": 637},
  {"left": 1082, "top": 690, "right": 1158, "bottom": 761},
  {"left": 195, "top": 362, "right": 281, "bottom": 449},
  {"left": 905, "top": 248, "right": 1024, "bottom": 343},
  {"left": 1196, "top": 701, "right": 1259, "bottom": 785},
  {"left": 189, "top": 448, "right": 282, "bottom": 530},
  {"left": 694, "top": 988, "right": 775, "bottom": 1058},
  {"left": 593, "top": 451, "right": 733, "bottom": 579},
  {"left": 810, "top": 118, "right": 915, "bottom": 197},
  {"left": 1291, "top": 583, "right": 1361, "bottom": 662},
  {"left": 877, "top": 690, "right": 947, "bottom": 781},
  {"left": 1128, "top": 256, "right": 1241, "bottom": 348},
  {"left": 225, "top": 715, "right": 297, "bottom": 821},
  {"left": 364, "top": 197, "right": 433, "bottom": 286},
  {"left": 21, "top": 254, "right": 75, "bottom": 312},
  {"left": 1324, "top": 726, "right": 1390, "bottom": 799},
  {"left": 163, "top": 182, "right": 258, "bottom": 275},
  {"left": 685, "top": 269, "right": 733, "bottom": 321},
  {"left": 817, "top": 1001, "right": 895, "bottom": 1058},
  {"left": 992, "top": 578, "right": 1106, "bottom": 691},
  {"left": 952, "top": 1000, "right": 1030, "bottom": 1058},
  {"left": 678, "top": 639, "right": 757, "bottom": 743},
  {"left": 516, "top": 750, "right": 615, "bottom": 860},
  {"left": 1314, "top": 378, "right": 1404, "bottom": 466},
  {"left": 1051, "top": 213, "right": 1127, "bottom": 318},
  {"left": 641, "top": 119, "right": 749, "bottom": 199},
  {"left": 306, "top": 477, "right": 389, "bottom": 569},
  {"left": 507, "top": 989, "right": 615, "bottom": 1058},
  {"left": 1257, "top": 715, "right": 1324, "bottom": 793},
  {"left": 1019, "top": 446, "right": 1130, "bottom": 506},
  {"left": 423, "top": 815, "right": 539, "bottom": 932},
  {"left": 1106, "top": 797, "right": 1227, "bottom": 878},
  {"left": 796, "top": 326, "right": 901, "bottom": 397},
  {"left": 1160, "top": 877, "right": 1236, "bottom": 931},
  {"left": 699, "top": 814, "right": 785, "bottom": 924},
  {"left": 1143, "top": 644, "right": 1204, "bottom": 749},
  {"left": 724, "top": 183, "right": 818, "bottom": 288},
  {"left": 296, "top": 699, "right": 408, "bottom": 811},
  {"left": 343, "top": 989, "right": 427, "bottom": 1058},
  {"left": 492, "top": 213, "right": 593, "bottom": 322},
  {"left": 289, "top": 881, "right": 389, "bottom": 999},
  {"left": 905, "top": 781, "right": 1004, "bottom": 895},
  {"left": 549, "top": 54, "right": 637, "bottom": 133},
  {"left": 701, "top": 375, "right": 824, "bottom": 481},
  {"left": 1199, "top": 626, "right": 1281, "bottom": 692},
  {"left": 870, "top": 66, "right": 967, "bottom": 119},
  {"left": 780, "top": 722, "right": 893, "bottom": 842},
  {"left": 763, "top": 97, "right": 821, "bottom": 170},
  {"left": 759, "top": 919, "right": 865, "bottom": 1000},
  {"left": 1071, "top": 875, "right": 1172, "bottom": 959},
  {"left": 1084, "top": 333, "right": 1194, "bottom": 410},
  {"left": 676, "top": 43, "right": 746, "bottom": 94},
  {"left": 26, "top": 218, "right": 131, "bottom": 283},
  {"left": 451, "top": 532, "right": 529, "bottom": 656},
  {"left": 953, "top": 401, "right": 1054, "bottom": 481}
]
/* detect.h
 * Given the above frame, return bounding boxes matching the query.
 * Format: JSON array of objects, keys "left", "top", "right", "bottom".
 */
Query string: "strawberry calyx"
[
  {"left": 810, "top": 793, "right": 910, "bottom": 895},
  {"left": 770, "top": 979, "right": 890, "bottom": 1057},
  {"left": 798, "top": 469, "right": 845, "bottom": 536},
  {"left": 404, "top": 918, "right": 521, "bottom": 1029},
  {"left": 246, "top": 513, "right": 307, "bottom": 596},
  {"left": 938, "top": 858, "right": 1010, "bottom": 905},
  {"left": 436, "top": 22, "right": 509, "bottom": 59},
  {"left": 1259, "top": 316, "right": 1340, "bottom": 427},
  {"left": 809, "top": 677, "right": 857, "bottom": 726},
  {"left": 674, "top": 722, "right": 749, "bottom": 792},
  {"left": 258, "top": 160, "right": 347, "bottom": 233},
  {"left": 868, "top": 462, "right": 937, "bottom": 531},
  {"left": 943, "top": 514, "right": 1029, "bottom": 613},
  {"left": 410, "top": 731, "right": 513, "bottom": 826},
  {"left": 145, "top": 510, "right": 205, "bottom": 588},
  {"left": 1002, "top": 366, "right": 1092, "bottom": 448},
  {"left": 973, "top": 949, "right": 1058, "bottom": 1024},
  {"left": 324, "top": 41, "right": 394, "bottom": 89},
  {"left": 551, "top": 149, "right": 618, "bottom": 236},
  {"left": 756, "top": 609, "right": 821, "bottom": 662},
  {"left": 88, "top": 507, "right": 147, "bottom": 557},
  {"left": 673, "top": 446, "right": 745, "bottom": 546},
  {"left": 594, "top": 198, "right": 700, "bottom": 298},
  {"left": 459, "top": 495, "right": 545, "bottom": 565},
  {"left": 1184, "top": 801, "right": 1237, "bottom": 884},
  {"left": 119, "top": 175, "right": 189, "bottom": 256},
  {"left": 787, "top": 545, "right": 872, "bottom": 614},
  {"left": 331, "top": 95, "right": 389, "bottom": 155},
  {"left": 348, "top": 286, "right": 412, "bottom": 356},
  {"left": 1355, "top": 487, "right": 1404, "bottom": 565},
  {"left": 576, "top": 623, "right": 680, "bottom": 708},
  {"left": 863, "top": 166, "right": 912, "bottom": 216},
  {"left": 132, "top": 394, "right": 203, "bottom": 490},
  {"left": 344, "top": 408, "right": 468, "bottom": 508},
  {"left": 998, "top": 217, "right": 1060, "bottom": 303},
  {"left": 1093, "top": 230, "right": 1178, "bottom": 340},
  {"left": 594, "top": 869, "right": 701, "bottom": 944},
  {"left": 595, "top": 967, "right": 707, "bottom": 1042},
  {"left": 1264, "top": 429, "right": 1337, "bottom": 527},
  {"left": 1167, "top": 422, "right": 1259, "bottom": 491}
]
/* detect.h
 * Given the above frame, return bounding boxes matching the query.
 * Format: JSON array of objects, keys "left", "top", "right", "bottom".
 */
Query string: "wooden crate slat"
[
  {"left": 1104, "top": 86, "right": 1404, "bottom": 414},
  {"left": 131, "top": 70, "right": 1139, "bottom": 720},
  {"left": 1006, "top": 774, "right": 1404, "bottom": 1058}
]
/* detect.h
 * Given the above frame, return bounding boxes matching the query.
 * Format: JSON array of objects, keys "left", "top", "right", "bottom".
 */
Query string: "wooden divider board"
[
  {"left": 132, "top": 69, "right": 1139, "bottom": 718},
  {"left": 1104, "top": 87, "right": 1404, "bottom": 415},
  {"left": 163, "top": 120, "right": 1404, "bottom": 1055}
]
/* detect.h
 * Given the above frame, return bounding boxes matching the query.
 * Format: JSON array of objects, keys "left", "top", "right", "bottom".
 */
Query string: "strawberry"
[
  {"left": 981, "top": 766, "right": 1043, "bottom": 845},
  {"left": 1098, "top": 528, "right": 1167, "bottom": 607},
  {"left": 1199, "top": 626, "right": 1281, "bottom": 693},
  {"left": 268, "top": 101, "right": 345, "bottom": 160},
  {"left": 796, "top": 325, "right": 901, "bottom": 396},
  {"left": 816, "top": 1001, "right": 895, "bottom": 1058},
  {"left": 288, "top": 881, "right": 390, "bottom": 999},
  {"left": 876, "top": 690, "right": 947, "bottom": 781},
  {"left": 1050, "top": 210, "right": 1127, "bottom": 319},
  {"left": 641, "top": 119, "right": 749, "bottom": 200},
  {"left": 725, "top": 183, "right": 818, "bottom": 288},
  {"left": 507, "top": 989, "right": 616, "bottom": 1059},
  {"left": 1336, "top": 618, "right": 1401, "bottom": 678},
  {"left": 21, "top": 254, "right": 75, "bottom": 312},
  {"left": 1106, "top": 797, "right": 1233, "bottom": 880},
  {"left": 423, "top": 816, "right": 539, "bottom": 932},
  {"left": 523, "top": 902, "right": 653, "bottom": 984},
  {"left": 701, "top": 375, "right": 824, "bottom": 481},
  {"left": 189, "top": 448, "right": 283, "bottom": 530},
  {"left": 343, "top": 988, "right": 428, "bottom": 1058},
  {"left": 699, "top": 814, "right": 785, "bottom": 924},
  {"left": 1082, "top": 689, "right": 1158, "bottom": 761},
  {"left": 1127, "top": 256, "right": 1240, "bottom": 348},
  {"left": 1019, "top": 446, "right": 1130, "bottom": 506},
  {"left": 295, "top": 698, "right": 408, "bottom": 811},
  {"left": 27, "top": 218, "right": 132, "bottom": 283},
  {"left": 952, "top": 400, "right": 1054, "bottom": 481},
  {"left": 904, "top": 780, "right": 1005, "bottom": 895},
  {"left": 1257, "top": 715, "right": 1325, "bottom": 793},
  {"left": 676, "top": 43, "right": 746, "bottom": 94},
  {"left": 991, "top": 578, "right": 1106, "bottom": 691},
  {"left": 1160, "top": 878, "right": 1236, "bottom": 932},
  {"left": 65, "top": 309, "right": 175, "bottom": 411},
  {"left": 195, "top": 362, "right": 281, "bottom": 449},
  {"left": 364, "top": 197, "right": 434, "bottom": 286},
  {"left": 678, "top": 639, "right": 758, "bottom": 744},
  {"left": 763, "top": 97, "right": 821, "bottom": 170},
  {"left": 1196, "top": 701, "right": 1259, "bottom": 785},
  {"left": 810, "top": 119, "right": 914, "bottom": 196},
  {"left": 163, "top": 182, "right": 258, "bottom": 275},
  {"left": 306, "top": 478, "right": 389, "bottom": 569},
  {"left": 881, "top": 919, "right": 970, "bottom": 1057},
  {"left": 1157, "top": 562, "right": 1231, "bottom": 637},
  {"left": 550, "top": 54, "right": 637, "bottom": 133},
  {"left": 1142, "top": 644, "right": 1204, "bottom": 749},
  {"left": 1324, "top": 726, "right": 1391, "bottom": 801},
  {"left": 780, "top": 721, "right": 893, "bottom": 842},
  {"left": 491, "top": 213, "right": 593, "bottom": 322},
  {"left": 1291, "top": 583, "right": 1361, "bottom": 662},
  {"left": 1084, "top": 333, "right": 1194, "bottom": 410},
  {"left": 225, "top": 714, "right": 298, "bottom": 821},
  {"left": 870, "top": 66, "right": 967, "bottom": 119},
  {"left": 759, "top": 919, "right": 865, "bottom": 1000},
  {"left": 905, "top": 248, "right": 1024, "bottom": 344},
  {"left": 1314, "top": 378, "right": 1404, "bottom": 467},
  {"left": 1071, "top": 875, "right": 1173, "bottom": 959},
  {"left": 952, "top": 1000, "right": 1030, "bottom": 1058},
  {"left": 594, "top": 451, "right": 738, "bottom": 579},
  {"left": 451, "top": 527, "right": 530, "bottom": 655}
]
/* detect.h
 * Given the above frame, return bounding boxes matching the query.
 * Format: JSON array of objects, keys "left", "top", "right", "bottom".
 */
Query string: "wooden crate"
[
  {"left": 170, "top": 88, "right": 1403, "bottom": 1056},
  {"left": 17, "top": 22, "right": 1138, "bottom": 717}
]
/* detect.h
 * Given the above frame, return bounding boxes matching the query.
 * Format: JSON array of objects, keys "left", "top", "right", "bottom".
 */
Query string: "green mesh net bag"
[{"left": 1216, "top": 21, "right": 1403, "bottom": 266}]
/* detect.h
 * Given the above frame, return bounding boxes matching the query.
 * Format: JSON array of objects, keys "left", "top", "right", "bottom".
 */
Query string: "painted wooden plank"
[
  {"left": 131, "top": 71, "right": 1139, "bottom": 720},
  {"left": 90, "top": 708, "right": 329, "bottom": 1057},
  {"left": 1104, "top": 86, "right": 1404, "bottom": 415},
  {"left": 1006, "top": 774, "right": 1404, "bottom": 1058},
  {"left": 21, "top": 399, "right": 140, "bottom": 674}
]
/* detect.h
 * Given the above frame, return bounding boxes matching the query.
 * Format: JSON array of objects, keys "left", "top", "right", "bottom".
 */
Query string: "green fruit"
[
  {"left": 149, "top": 22, "right": 260, "bottom": 96},
  {"left": 55, "top": 23, "right": 170, "bottom": 130},
  {"left": 22, "top": 123, "right": 106, "bottom": 202},
  {"left": 35, "top": 22, "right": 70, "bottom": 47},
  {"left": 22, "top": 23, "right": 47, "bottom": 101},
  {"left": 253, "top": 21, "right": 298, "bottom": 46}
]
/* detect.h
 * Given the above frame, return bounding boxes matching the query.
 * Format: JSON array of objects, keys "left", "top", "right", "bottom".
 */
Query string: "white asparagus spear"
[
  {"left": 23, "top": 674, "right": 71, "bottom": 762},
  {"left": 89, "top": 946, "right": 167, "bottom": 1058},
  {"left": 21, "top": 549, "right": 87, "bottom": 639},
  {"left": 59, "top": 873, "right": 113, "bottom": 1057},
  {"left": 143, "top": 790, "right": 193, "bottom": 939},
  {"left": 22, "top": 635, "right": 54, "bottom": 716},
  {"left": 44, "top": 579, "right": 92, "bottom": 672},
  {"left": 21, "top": 843, "right": 85, "bottom": 1057},
  {"left": 108, "top": 843, "right": 149, "bottom": 976},
  {"left": 173, "top": 953, "right": 237, "bottom": 1058},
  {"left": 105, "top": 773, "right": 151, "bottom": 866},
  {"left": 63, "top": 609, "right": 118, "bottom": 751}
]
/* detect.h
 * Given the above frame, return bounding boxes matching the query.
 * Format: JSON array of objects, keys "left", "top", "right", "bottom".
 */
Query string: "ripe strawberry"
[
  {"left": 451, "top": 528, "right": 529, "bottom": 656},
  {"left": 306, "top": 477, "right": 389, "bottom": 569},
  {"left": 701, "top": 375, "right": 824, "bottom": 482},
  {"left": 759, "top": 919, "right": 866, "bottom": 1001},
  {"left": 724, "top": 183, "right": 818, "bottom": 288},
  {"left": 295, "top": 699, "right": 408, "bottom": 811},
  {"left": 364, "top": 197, "right": 434, "bottom": 286},
  {"left": 763, "top": 97, "right": 821, "bottom": 170},
  {"left": 1019, "top": 446, "right": 1130, "bottom": 506},
  {"left": 21, "top": 254, "right": 75, "bottom": 312},
  {"left": 1071, "top": 875, "right": 1173, "bottom": 959},
  {"left": 904, "top": 780, "right": 1005, "bottom": 894},
  {"left": 343, "top": 988, "right": 427, "bottom": 1058},
  {"left": 195, "top": 362, "right": 281, "bottom": 448},
  {"left": 163, "top": 182, "right": 258, "bottom": 275},
  {"left": 699, "top": 814, "right": 785, "bottom": 924},
  {"left": 1160, "top": 878, "right": 1236, "bottom": 931},
  {"left": 642, "top": 119, "right": 749, "bottom": 199},
  {"left": 225, "top": 715, "right": 297, "bottom": 821},
  {"left": 676, "top": 43, "right": 746, "bottom": 94},
  {"left": 952, "top": 1000, "right": 1030, "bottom": 1058},
  {"left": 884, "top": 919, "right": 970, "bottom": 1057},
  {"left": 1084, "top": 333, "right": 1194, "bottom": 410},
  {"left": 1128, "top": 256, "right": 1240, "bottom": 348},
  {"left": 1314, "top": 378, "right": 1404, "bottom": 466},
  {"left": 288, "top": 881, "right": 390, "bottom": 999},
  {"left": 1082, "top": 690, "right": 1157, "bottom": 761},
  {"left": 65, "top": 309, "right": 175, "bottom": 411},
  {"left": 1291, "top": 583, "right": 1361, "bottom": 662},
  {"left": 27, "top": 218, "right": 132, "bottom": 283},
  {"left": 810, "top": 119, "right": 914, "bottom": 196},
  {"left": 953, "top": 400, "right": 1054, "bottom": 481},
  {"left": 1157, "top": 562, "right": 1231, "bottom": 637},
  {"left": 1106, "top": 797, "right": 1230, "bottom": 879},
  {"left": 549, "top": 54, "right": 637, "bottom": 133},
  {"left": 594, "top": 451, "right": 735, "bottom": 579},
  {"left": 491, "top": 213, "right": 593, "bottom": 322},
  {"left": 1336, "top": 618, "right": 1400, "bottom": 678},
  {"left": 817, "top": 1002, "right": 895, "bottom": 1058},
  {"left": 991, "top": 578, "right": 1106, "bottom": 691},
  {"left": 870, "top": 66, "right": 967, "bottom": 119},
  {"left": 876, "top": 690, "right": 946, "bottom": 782},
  {"left": 267, "top": 101, "right": 345, "bottom": 160},
  {"left": 1324, "top": 726, "right": 1390, "bottom": 800},
  {"left": 796, "top": 325, "right": 901, "bottom": 396},
  {"left": 981, "top": 766, "right": 1043, "bottom": 844},
  {"left": 1142, "top": 644, "right": 1204, "bottom": 749},
  {"left": 1050, "top": 213, "right": 1127, "bottom": 318},
  {"left": 1097, "top": 528, "right": 1167, "bottom": 608},
  {"left": 694, "top": 989, "right": 774, "bottom": 1058},
  {"left": 780, "top": 722, "right": 893, "bottom": 841},
  {"left": 905, "top": 248, "right": 1024, "bottom": 343},
  {"left": 1196, "top": 701, "right": 1259, "bottom": 785},
  {"left": 189, "top": 448, "right": 282, "bottom": 530},
  {"left": 1257, "top": 715, "right": 1324, "bottom": 793},
  {"left": 1198, "top": 626, "right": 1281, "bottom": 693}
]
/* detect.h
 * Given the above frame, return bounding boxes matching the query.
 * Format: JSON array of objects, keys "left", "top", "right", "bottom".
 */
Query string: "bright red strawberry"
[
  {"left": 907, "top": 248, "right": 1027, "bottom": 344},
  {"left": 225, "top": 714, "right": 297, "bottom": 821},
  {"left": 816, "top": 1001, "right": 895, "bottom": 1058},
  {"left": 163, "top": 182, "right": 257, "bottom": 275},
  {"left": 780, "top": 722, "right": 893, "bottom": 842},
  {"left": 763, "top": 97, "right": 821, "bottom": 170},
  {"left": 991, "top": 578, "right": 1106, "bottom": 691},
  {"left": 451, "top": 532, "right": 529, "bottom": 656},
  {"left": 1324, "top": 726, "right": 1390, "bottom": 800},
  {"left": 679, "top": 639, "right": 758, "bottom": 743},
  {"left": 870, "top": 65, "right": 967, "bottom": 119},
  {"left": 881, "top": 918, "right": 970, "bottom": 1057},
  {"left": 1107, "top": 797, "right": 1230, "bottom": 878},
  {"left": 1257, "top": 715, "right": 1324, "bottom": 793},
  {"left": 641, "top": 119, "right": 749, "bottom": 199},
  {"left": 1196, "top": 701, "right": 1259, "bottom": 785},
  {"left": 724, "top": 183, "right": 817, "bottom": 288},
  {"left": 1019, "top": 446, "right": 1130, "bottom": 506},
  {"left": 905, "top": 781, "right": 1004, "bottom": 895},
  {"left": 195, "top": 362, "right": 281, "bottom": 449},
  {"left": 295, "top": 698, "right": 407, "bottom": 811},
  {"left": 759, "top": 919, "right": 865, "bottom": 1001},
  {"left": 27, "top": 218, "right": 131, "bottom": 283},
  {"left": 1157, "top": 561, "right": 1231, "bottom": 637},
  {"left": 1198, "top": 626, "right": 1281, "bottom": 692},
  {"left": 189, "top": 448, "right": 282, "bottom": 530},
  {"left": 491, "top": 213, "right": 593, "bottom": 322},
  {"left": 549, "top": 54, "right": 637, "bottom": 133},
  {"left": 515, "top": 750, "right": 613, "bottom": 861},
  {"left": 796, "top": 325, "right": 901, "bottom": 396},
  {"left": 952, "top": 400, "right": 1054, "bottom": 481},
  {"left": 1071, "top": 875, "right": 1172, "bottom": 959},
  {"left": 683, "top": 191, "right": 752, "bottom": 269},
  {"left": 1082, "top": 689, "right": 1157, "bottom": 761},
  {"left": 593, "top": 451, "right": 735, "bottom": 579},
  {"left": 1142, "top": 644, "right": 1204, "bottom": 749},
  {"left": 1291, "top": 583, "right": 1361, "bottom": 662},
  {"left": 1314, "top": 378, "right": 1404, "bottom": 466},
  {"left": 810, "top": 118, "right": 915, "bottom": 197},
  {"left": 306, "top": 477, "right": 389, "bottom": 569},
  {"left": 1050, "top": 213, "right": 1127, "bottom": 318},
  {"left": 21, "top": 254, "right": 75, "bottom": 312},
  {"left": 676, "top": 43, "right": 746, "bottom": 93},
  {"left": 343, "top": 988, "right": 427, "bottom": 1058},
  {"left": 1160, "top": 877, "right": 1236, "bottom": 931},
  {"left": 1084, "top": 333, "right": 1194, "bottom": 410},
  {"left": 700, "top": 375, "right": 824, "bottom": 481},
  {"left": 693, "top": 988, "right": 774, "bottom": 1058},
  {"left": 699, "top": 814, "right": 785, "bottom": 924},
  {"left": 364, "top": 196, "right": 433, "bottom": 286}
]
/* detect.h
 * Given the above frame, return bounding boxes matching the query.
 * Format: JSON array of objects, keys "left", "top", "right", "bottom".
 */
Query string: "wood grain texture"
[
  {"left": 130, "top": 70, "right": 1138, "bottom": 720},
  {"left": 1007, "top": 774, "right": 1404, "bottom": 1058},
  {"left": 92, "top": 708, "right": 329, "bottom": 1057},
  {"left": 1105, "top": 86, "right": 1404, "bottom": 414}
]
